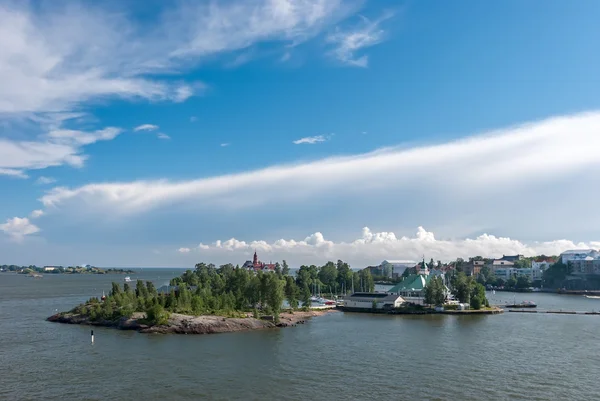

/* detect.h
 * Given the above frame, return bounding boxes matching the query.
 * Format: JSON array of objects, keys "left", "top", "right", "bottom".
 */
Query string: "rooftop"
[
  {"left": 346, "top": 293, "right": 402, "bottom": 303},
  {"left": 382, "top": 260, "right": 417, "bottom": 265},
  {"left": 388, "top": 274, "right": 430, "bottom": 292}
]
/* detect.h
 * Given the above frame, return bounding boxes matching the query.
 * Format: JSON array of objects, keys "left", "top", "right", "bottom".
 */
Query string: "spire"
[{"left": 253, "top": 250, "right": 258, "bottom": 265}]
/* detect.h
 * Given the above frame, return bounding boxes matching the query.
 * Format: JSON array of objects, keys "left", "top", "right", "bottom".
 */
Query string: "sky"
[{"left": 2, "top": 0, "right": 600, "bottom": 268}]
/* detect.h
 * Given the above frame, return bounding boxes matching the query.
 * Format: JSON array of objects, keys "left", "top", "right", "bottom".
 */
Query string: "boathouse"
[{"left": 343, "top": 293, "right": 404, "bottom": 310}]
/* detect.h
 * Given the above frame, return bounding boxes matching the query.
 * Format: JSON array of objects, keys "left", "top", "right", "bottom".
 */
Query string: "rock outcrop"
[{"left": 47, "top": 309, "right": 335, "bottom": 335}]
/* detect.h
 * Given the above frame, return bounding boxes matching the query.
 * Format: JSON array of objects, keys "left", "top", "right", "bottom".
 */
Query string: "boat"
[
  {"left": 124, "top": 276, "right": 132, "bottom": 282},
  {"left": 584, "top": 295, "right": 600, "bottom": 299},
  {"left": 504, "top": 301, "right": 537, "bottom": 308},
  {"left": 310, "top": 296, "right": 335, "bottom": 306}
]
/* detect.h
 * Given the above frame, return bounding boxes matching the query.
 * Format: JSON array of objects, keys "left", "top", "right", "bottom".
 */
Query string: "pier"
[{"left": 508, "top": 309, "right": 600, "bottom": 315}]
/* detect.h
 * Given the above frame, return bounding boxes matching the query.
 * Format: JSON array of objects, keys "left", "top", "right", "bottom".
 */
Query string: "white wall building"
[
  {"left": 344, "top": 293, "right": 405, "bottom": 309},
  {"left": 560, "top": 250, "right": 600, "bottom": 265},
  {"left": 379, "top": 260, "right": 417, "bottom": 277},
  {"left": 531, "top": 261, "right": 553, "bottom": 281}
]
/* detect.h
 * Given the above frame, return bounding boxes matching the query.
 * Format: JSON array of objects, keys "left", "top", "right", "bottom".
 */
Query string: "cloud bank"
[
  {"left": 37, "top": 111, "right": 600, "bottom": 218},
  {"left": 179, "top": 226, "right": 599, "bottom": 267}
]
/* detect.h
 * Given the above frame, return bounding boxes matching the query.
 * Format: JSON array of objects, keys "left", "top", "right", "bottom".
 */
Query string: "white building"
[
  {"left": 43, "top": 266, "right": 57, "bottom": 271},
  {"left": 343, "top": 293, "right": 404, "bottom": 310},
  {"left": 379, "top": 260, "right": 417, "bottom": 278},
  {"left": 531, "top": 261, "right": 554, "bottom": 281},
  {"left": 491, "top": 260, "right": 515, "bottom": 272},
  {"left": 560, "top": 250, "right": 600, "bottom": 265},
  {"left": 568, "top": 255, "right": 600, "bottom": 276},
  {"left": 494, "top": 268, "right": 513, "bottom": 281}
]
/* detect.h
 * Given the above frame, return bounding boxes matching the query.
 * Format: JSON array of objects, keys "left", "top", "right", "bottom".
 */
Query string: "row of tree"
[{"left": 71, "top": 260, "right": 375, "bottom": 324}]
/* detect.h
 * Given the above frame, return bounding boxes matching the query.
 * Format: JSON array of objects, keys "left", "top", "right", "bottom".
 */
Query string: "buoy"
[{"left": 91, "top": 330, "right": 94, "bottom": 344}]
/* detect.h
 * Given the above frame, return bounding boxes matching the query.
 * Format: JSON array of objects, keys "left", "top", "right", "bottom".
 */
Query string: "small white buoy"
[{"left": 91, "top": 329, "right": 94, "bottom": 344}]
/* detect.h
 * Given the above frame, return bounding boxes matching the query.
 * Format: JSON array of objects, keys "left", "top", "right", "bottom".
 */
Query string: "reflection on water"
[{"left": 1, "top": 271, "right": 599, "bottom": 400}]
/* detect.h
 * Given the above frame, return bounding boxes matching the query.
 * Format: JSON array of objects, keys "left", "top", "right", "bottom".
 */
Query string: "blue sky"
[{"left": 2, "top": 0, "right": 600, "bottom": 267}]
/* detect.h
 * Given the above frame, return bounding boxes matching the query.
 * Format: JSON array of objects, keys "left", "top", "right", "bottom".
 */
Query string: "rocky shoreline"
[{"left": 47, "top": 309, "right": 337, "bottom": 335}]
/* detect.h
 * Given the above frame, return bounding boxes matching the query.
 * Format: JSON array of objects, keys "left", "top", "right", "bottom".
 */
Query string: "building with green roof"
[{"left": 388, "top": 274, "right": 449, "bottom": 305}]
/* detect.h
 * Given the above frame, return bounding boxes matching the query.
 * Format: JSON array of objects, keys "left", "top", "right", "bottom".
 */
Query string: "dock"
[{"left": 508, "top": 309, "right": 600, "bottom": 315}]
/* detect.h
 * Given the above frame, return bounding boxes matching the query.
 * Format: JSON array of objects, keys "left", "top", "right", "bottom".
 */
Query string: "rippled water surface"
[{"left": 2, "top": 271, "right": 600, "bottom": 400}]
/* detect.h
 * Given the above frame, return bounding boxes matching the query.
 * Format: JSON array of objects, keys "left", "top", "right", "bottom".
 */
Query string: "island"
[
  {"left": 1, "top": 264, "right": 135, "bottom": 275},
  {"left": 48, "top": 262, "right": 337, "bottom": 335}
]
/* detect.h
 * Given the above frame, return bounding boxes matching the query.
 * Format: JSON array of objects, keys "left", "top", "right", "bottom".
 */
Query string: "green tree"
[
  {"left": 146, "top": 303, "right": 169, "bottom": 325},
  {"left": 506, "top": 277, "right": 517, "bottom": 289},
  {"left": 146, "top": 281, "right": 158, "bottom": 297},
  {"left": 135, "top": 280, "right": 148, "bottom": 298},
  {"left": 319, "top": 261, "right": 338, "bottom": 294},
  {"left": 266, "top": 275, "right": 285, "bottom": 322},
  {"left": 111, "top": 282, "right": 122, "bottom": 296},
  {"left": 451, "top": 272, "right": 472, "bottom": 303},
  {"left": 336, "top": 260, "right": 353, "bottom": 294},
  {"left": 358, "top": 269, "right": 375, "bottom": 292},
  {"left": 301, "top": 284, "right": 312, "bottom": 309},
  {"left": 282, "top": 260, "right": 290, "bottom": 276},
  {"left": 516, "top": 275, "right": 532, "bottom": 289},
  {"left": 470, "top": 283, "right": 487, "bottom": 310},
  {"left": 284, "top": 276, "right": 299, "bottom": 309},
  {"left": 425, "top": 276, "right": 446, "bottom": 305}
]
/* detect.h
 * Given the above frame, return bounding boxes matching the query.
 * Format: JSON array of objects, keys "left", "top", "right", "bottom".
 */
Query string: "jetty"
[{"left": 509, "top": 310, "right": 600, "bottom": 315}]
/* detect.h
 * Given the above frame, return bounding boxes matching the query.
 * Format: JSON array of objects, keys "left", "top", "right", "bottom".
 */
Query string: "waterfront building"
[
  {"left": 559, "top": 249, "right": 600, "bottom": 265},
  {"left": 43, "top": 266, "right": 57, "bottom": 271},
  {"left": 500, "top": 254, "right": 524, "bottom": 262},
  {"left": 464, "top": 260, "right": 485, "bottom": 276},
  {"left": 568, "top": 255, "right": 600, "bottom": 276},
  {"left": 242, "top": 251, "right": 276, "bottom": 272},
  {"left": 343, "top": 293, "right": 404, "bottom": 310},
  {"left": 387, "top": 274, "right": 449, "bottom": 305},
  {"left": 490, "top": 259, "right": 515, "bottom": 272},
  {"left": 531, "top": 260, "right": 554, "bottom": 281},
  {"left": 378, "top": 260, "right": 418, "bottom": 278},
  {"left": 494, "top": 268, "right": 513, "bottom": 281}
]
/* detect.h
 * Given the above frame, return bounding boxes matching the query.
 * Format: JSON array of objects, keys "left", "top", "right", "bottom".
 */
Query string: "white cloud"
[
  {"left": 0, "top": 168, "right": 28, "bottom": 179},
  {"left": 0, "top": 217, "right": 40, "bottom": 241},
  {"left": 326, "top": 12, "right": 394, "bottom": 67},
  {"left": 178, "top": 247, "right": 191, "bottom": 253},
  {"left": 293, "top": 134, "right": 332, "bottom": 144},
  {"left": 220, "top": 143, "right": 230, "bottom": 147},
  {"left": 36, "top": 111, "right": 600, "bottom": 221},
  {"left": 0, "top": 127, "right": 123, "bottom": 176},
  {"left": 30, "top": 210, "right": 44, "bottom": 218},
  {"left": 36, "top": 176, "right": 57, "bottom": 185},
  {"left": 157, "top": 133, "right": 171, "bottom": 140},
  {"left": 0, "top": 1, "right": 353, "bottom": 117},
  {"left": 280, "top": 52, "right": 292, "bottom": 62},
  {"left": 0, "top": 1, "right": 356, "bottom": 176},
  {"left": 184, "top": 226, "right": 600, "bottom": 267},
  {"left": 134, "top": 124, "right": 159, "bottom": 132}
]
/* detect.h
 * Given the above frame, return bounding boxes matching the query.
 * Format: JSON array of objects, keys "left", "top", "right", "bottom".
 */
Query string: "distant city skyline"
[{"left": 2, "top": 1, "right": 600, "bottom": 267}]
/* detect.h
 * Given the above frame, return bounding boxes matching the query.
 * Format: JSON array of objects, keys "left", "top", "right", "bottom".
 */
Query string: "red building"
[{"left": 242, "top": 251, "right": 276, "bottom": 272}]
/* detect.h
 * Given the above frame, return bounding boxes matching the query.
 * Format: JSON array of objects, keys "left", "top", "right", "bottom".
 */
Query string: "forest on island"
[{"left": 69, "top": 260, "right": 375, "bottom": 324}]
